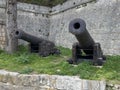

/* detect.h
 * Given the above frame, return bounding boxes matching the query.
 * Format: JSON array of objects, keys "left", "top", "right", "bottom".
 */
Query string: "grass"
[
  {"left": 0, "top": 45, "right": 120, "bottom": 84},
  {"left": 18, "top": 0, "right": 67, "bottom": 7}
]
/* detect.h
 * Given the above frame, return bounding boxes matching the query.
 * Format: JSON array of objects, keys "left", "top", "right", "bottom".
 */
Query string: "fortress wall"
[
  {"left": 49, "top": 0, "right": 120, "bottom": 55},
  {"left": 0, "top": 0, "right": 120, "bottom": 55},
  {"left": 0, "top": 0, "right": 51, "bottom": 47}
]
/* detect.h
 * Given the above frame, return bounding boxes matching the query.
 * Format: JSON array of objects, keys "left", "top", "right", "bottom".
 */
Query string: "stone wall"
[
  {"left": 0, "top": 70, "right": 120, "bottom": 90},
  {"left": 0, "top": 0, "right": 51, "bottom": 46},
  {"left": 0, "top": 70, "right": 106, "bottom": 90},
  {"left": 49, "top": 0, "right": 120, "bottom": 55},
  {"left": 0, "top": 0, "right": 120, "bottom": 55},
  {"left": 0, "top": 21, "right": 6, "bottom": 49},
  {"left": 17, "top": 2, "right": 51, "bottom": 40}
]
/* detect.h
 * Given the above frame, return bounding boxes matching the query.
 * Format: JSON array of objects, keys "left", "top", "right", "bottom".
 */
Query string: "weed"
[
  {"left": 15, "top": 53, "right": 31, "bottom": 64},
  {"left": 0, "top": 49, "right": 4, "bottom": 53},
  {"left": 20, "top": 67, "right": 33, "bottom": 74}
]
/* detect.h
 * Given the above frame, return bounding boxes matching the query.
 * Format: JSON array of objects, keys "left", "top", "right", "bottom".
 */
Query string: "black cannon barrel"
[
  {"left": 68, "top": 18, "right": 105, "bottom": 65},
  {"left": 69, "top": 18, "right": 95, "bottom": 49},
  {"left": 15, "top": 29, "right": 50, "bottom": 44},
  {"left": 15, "top": 29, "right": 60, "bottom": 56}
]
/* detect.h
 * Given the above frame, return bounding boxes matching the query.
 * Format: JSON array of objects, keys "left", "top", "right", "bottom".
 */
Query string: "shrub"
[
  {"left": 18, "top": 0, "right": 67, "bottom": 7},
  {"left": 15, "top": 53, "right": 31, "bottom": 64}
]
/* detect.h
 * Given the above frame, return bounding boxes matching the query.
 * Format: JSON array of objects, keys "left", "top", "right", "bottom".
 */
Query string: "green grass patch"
[
  {"left": 0, "top": 45, "right": 120, "bottom": 84},
  {"left": 18, "top": 0, "right": 67, "bottom": 7}
]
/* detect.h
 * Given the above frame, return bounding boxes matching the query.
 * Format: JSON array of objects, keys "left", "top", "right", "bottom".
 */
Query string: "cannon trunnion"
[
  {"left": 15, "top": 30, "right": 60, "bottom": 57},
  {"left": 68, "top": 18, "right": 105, "bottom": 65}
]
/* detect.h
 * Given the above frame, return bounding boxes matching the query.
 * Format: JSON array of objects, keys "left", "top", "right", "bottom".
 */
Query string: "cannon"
[
  {"left": 15, "top": 29, "right": 60, "bottom": 56},
  {"left": 68, "top": 18, "right": 105, "bottom": 65}
]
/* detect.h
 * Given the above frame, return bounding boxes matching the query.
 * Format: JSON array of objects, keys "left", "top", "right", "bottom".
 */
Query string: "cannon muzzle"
[{"left": 69, "top": 18, "right": 95, "bottom": 49}]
